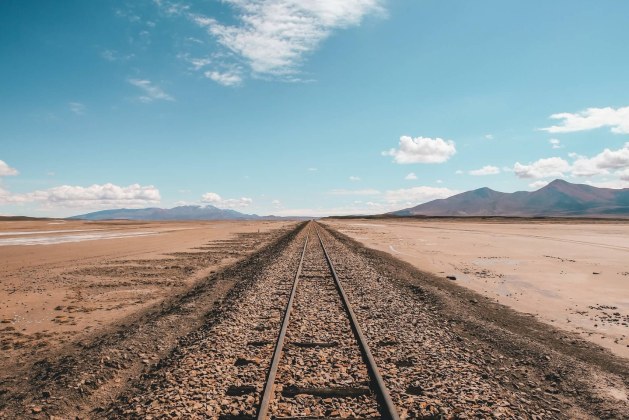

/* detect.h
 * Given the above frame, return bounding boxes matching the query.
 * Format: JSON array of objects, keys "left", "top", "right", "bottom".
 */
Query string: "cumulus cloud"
[
  {"left": 204, "top": 70, "right": 243, "bottom": 86},
  {"left": 189, "top": 0, "right": 383, "bottom": 78},
  {"left": 404, "top": 172, "right": 417, "bottom": 180},
  {"left": 549, "top": 138, "right": 562, "bottom": 149},
  {"left": 128, "top": 79, "right": 174, "bottom": 102},
  {"left": 469, "top": 165, "right": 500, "bottom": 176},
  {"left": 570, "top": 143, "right": 629, "bottom": 177},
  {"left": 512, "top": 143, "right": 629, "bottom": 184},
  {"left": 0, "top": 160, "right": 19, "bottom": 176},
  {"left": 384, "top": 186, "right": 457, "bottom": 204},
  {"left": 383, "top": 136, "right": 457, "bottom": 164},
  {"left": 348, "top": 176, "right": 361, "bottom": 182},
  {"left": 201, "top": 192, "right": 253, "bottom": 209},
  {"left": 0, "top": 183, "right": 161, "bottom": 208},
  {"left": 541, "top": 106, "right": 629, "bottom": 134},
  {"left": 513, "top": 157, "right": 571, "bottom": 179}
]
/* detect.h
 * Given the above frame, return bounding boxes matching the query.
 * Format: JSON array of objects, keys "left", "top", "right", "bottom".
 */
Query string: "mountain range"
[
  {"left": 390, "top": 179, "right": 629, "bottom": 218},
  {"left": 70, "top": 205, "right": 288, "bottom": 221}
]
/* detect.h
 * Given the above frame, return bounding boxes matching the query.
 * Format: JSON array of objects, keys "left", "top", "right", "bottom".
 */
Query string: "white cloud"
[
  {"left": 0, "top": 183, "right": 161, "bottom": 208},
  {"left": 383, "top": 136, "right": 456, "bottom": 164},
  {"left": 455, "top": 170, "right": 464, "bottom": 175},
  {"left": 584, "top": 179, "right": 629, "bottom": 189},
  {"left": 571, "top": 143, "right": 629, "bottom": 177},
  {"left": 513, "top": 157, "right": 571, "bottom": 179},
  {"left": 349, "top": 176, "right": 361, "bottom": 182},
  {"left": 201, "top": 192, "right": 253, "bottom": 209},
  {"left": 328, "top": 188, "right": 380, "bottom": 196},
  {"left": 204, "top": 70, "right": 243, "bottom": 86},
  {"left": 186, "top": 56, "right": 212, "bottom": 70},
  {"left": 271, "top": 199, "right": 282, "bottom": 208},
  {"left": 404, "top": 172, "right": 417, "bottom": 180},
  {"left": 513, "top": 144, "right": 629, "bottom": 183},
  {"left": 384, "top": 186, "right": 457, "bottom": 204},
  {"left": 307, "top": 167, "right": 318, "bottom": 171},
  {"left": 485, "top": 134, "right": 494, "bottom": 140},
  {"left": 128, "top": 79, "right": 174, "bottom": 102},
  {"left": 469, "top": 165, "right": 500, "bottom": 176},
  {"left": 69, "top": 102, "right": 86, "bottom": 115},
  {"left": 0, "top": 160, "right": 19, "bottom": 176},
  {"left": 549, "top": 138, "right": 562, "bottom": 149},
  {"left": 529, "top": 180, "right": 550, "bottom": 189},
  {"left": 541, "top": 106, "right": 629, "bottom": 134},
  {"left": 187, "top": 0, "right": 384, "bottom": 79}
]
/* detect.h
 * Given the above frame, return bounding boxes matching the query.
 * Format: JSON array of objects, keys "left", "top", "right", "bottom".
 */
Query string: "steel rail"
[
  {"left": 256, "top": 228, "right": 310, "bottom": 419},
  {"left": 314, "top": 224, "right": 401, "bottom": 420}
]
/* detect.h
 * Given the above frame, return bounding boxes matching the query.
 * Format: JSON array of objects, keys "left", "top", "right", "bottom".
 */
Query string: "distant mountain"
[
  {"left": 69, "top": 205, "right": 285, "bottom": 221},
  {"left": 390, "top": 179, "right": 629, "bottom": 218}
]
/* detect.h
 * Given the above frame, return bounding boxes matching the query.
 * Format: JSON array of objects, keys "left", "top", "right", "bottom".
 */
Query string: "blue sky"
[{"left": 1, "top": 0, "right": 629, "bottom": 217}]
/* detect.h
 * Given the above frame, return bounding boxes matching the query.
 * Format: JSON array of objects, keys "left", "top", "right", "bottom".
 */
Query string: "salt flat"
[{"left": 325, "top": 218, "right": 629, "bottom": 358}]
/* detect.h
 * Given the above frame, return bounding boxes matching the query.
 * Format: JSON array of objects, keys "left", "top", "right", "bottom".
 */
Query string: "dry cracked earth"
[{"left": 1, "top": 221, "right": 628, "bottom": 419}]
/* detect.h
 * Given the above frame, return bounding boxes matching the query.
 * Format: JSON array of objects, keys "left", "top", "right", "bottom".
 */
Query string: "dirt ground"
[
  {"left": 325, "top": 218, "right": 629, "bottom": 359},
  {"left": 0, "top": 219, "right": 297, "bottom": 367}
]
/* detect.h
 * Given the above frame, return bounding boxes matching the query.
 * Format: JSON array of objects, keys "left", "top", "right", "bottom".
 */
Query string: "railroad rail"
[{"left": 257, "top": 222, "right": 400, "bottom": 419}]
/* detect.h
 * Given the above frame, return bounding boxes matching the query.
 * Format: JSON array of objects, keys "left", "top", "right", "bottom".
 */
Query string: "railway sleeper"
[
  {"left": 289, "top": 341, "right": 339, "bottom": 348},
  {"left": 225, "top": 385, "right": 258, "bottom": 396},
  {"left": 281, "top": 385, "right": 371, "bottom": 398}
]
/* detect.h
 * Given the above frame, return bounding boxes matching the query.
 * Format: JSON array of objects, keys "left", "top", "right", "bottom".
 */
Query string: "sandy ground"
[
  {"left": 325, "top": 218, "right": 629, "bottom": 359},
  {"left": 0, "top": 219, "right": 296, "bottom": 365}
]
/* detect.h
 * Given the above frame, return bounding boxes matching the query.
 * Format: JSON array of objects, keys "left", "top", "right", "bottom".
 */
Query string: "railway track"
[
  {"left": 256, "top": 222, "right": 399, "bottom": 419},
  {"left": 100, "top": 220, "right": 623, "bottom": 419}
]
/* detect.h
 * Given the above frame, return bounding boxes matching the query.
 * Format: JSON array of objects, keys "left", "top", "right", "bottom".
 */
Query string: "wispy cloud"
[
  {"left": 529, "top": 180, "right": 550, "bottom": 189},
  {"left": 383, "top": 136, "right": 457, "bottom": 164},
  {"left": 101, "top": 49, "right": 135, "bottom": 62},
  {"left": 328, "top": 188, "right": 380, "bottom": 196},
  {"left": 201, "top": 192, "right": 253, "bottom": 209},
  {"left": 0, "top": 160, "right": 19, "bottom": 177},
  {"left": 348, "top": 176, "right": 361, "bottom": 181},
  {"left": 68, "top": 102, "right": 86, "bottom": 115},
  {"left": 404, "top": 172, "right": 417, "bottom": 180},
  {"left": 204, "top": 69, "right": 243, "bottom": 86},
  {"left": 384, "top": 186, "right": 457, "bottom": 204},
  {"left": 469, "top": 165, "right": 500, "bottom": 176},
  {"left": 541, "top": 106, "right": 629, "bottom": 134},
  {"left": 549, "top": 138, "right": 562, "bottom": 149},
  {"left": 158, "top": 0, "right": 384, "bottom": 84},
  {"left": 128, "top": 79, "right": 174, "bottom": 102}
]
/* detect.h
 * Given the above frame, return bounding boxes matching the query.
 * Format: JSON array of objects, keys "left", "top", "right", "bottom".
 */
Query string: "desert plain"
[
  {"left": 0, "top": 219, "right": 297, "bottom": 366},
  {"left": 0, "top": 218, "right": 628, "bottom": 418},
  {"left": 325, "top": 218, "right": 629, "bottom": 359}
]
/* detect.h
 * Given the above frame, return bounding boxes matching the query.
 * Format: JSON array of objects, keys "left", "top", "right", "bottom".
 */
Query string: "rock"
[{"left": 446, "top": 276, "right": 457, "bottom": 280}]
